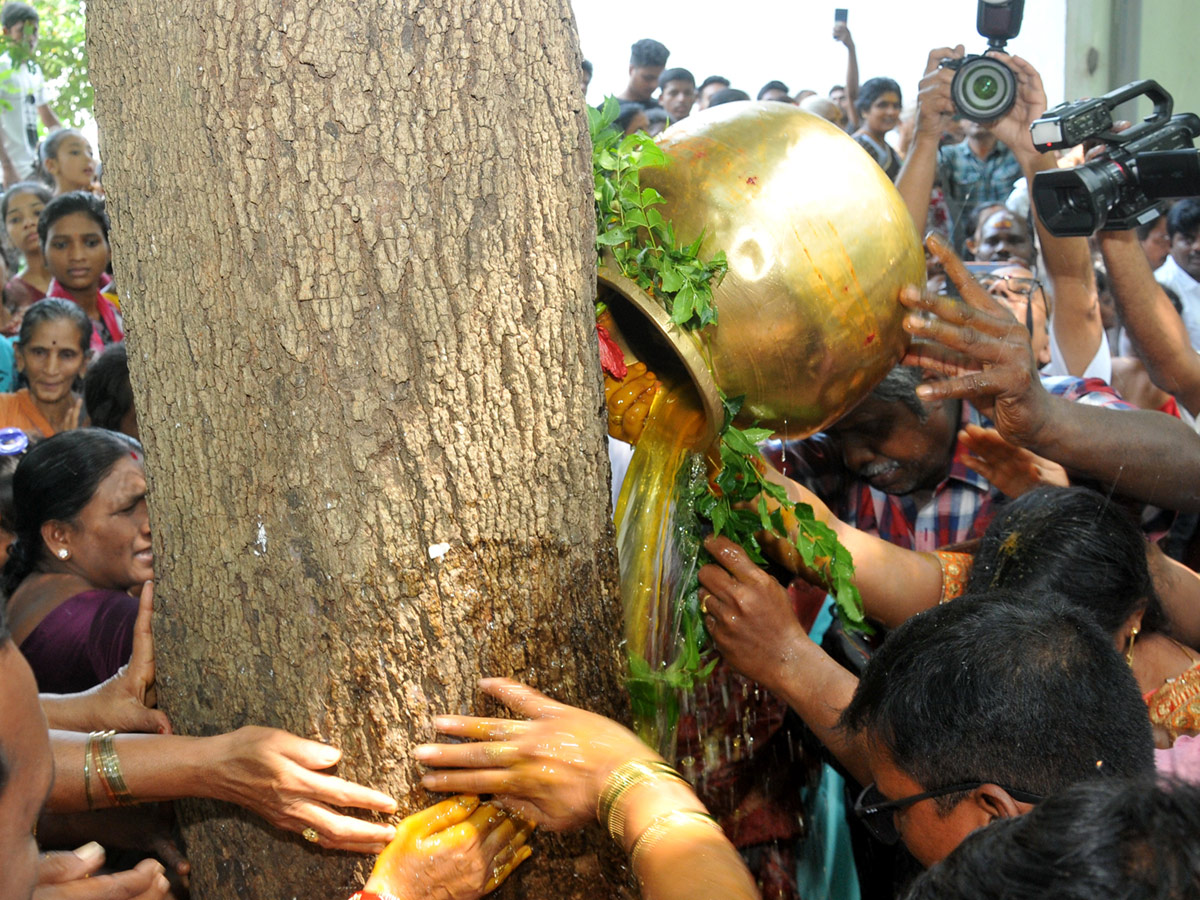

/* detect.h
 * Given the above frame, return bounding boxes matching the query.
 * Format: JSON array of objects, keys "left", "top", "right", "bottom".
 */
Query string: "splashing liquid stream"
[{"left": 615, "top": 380, "right": 710, "bottom": 757}]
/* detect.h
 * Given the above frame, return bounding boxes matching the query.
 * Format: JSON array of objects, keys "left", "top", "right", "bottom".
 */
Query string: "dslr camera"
[
  {"left": 939, "top": 0, "right": 1025, "bottom": 123},
  {"left": 1030, "top": 80, "right": 1200, "bottom": 236}
]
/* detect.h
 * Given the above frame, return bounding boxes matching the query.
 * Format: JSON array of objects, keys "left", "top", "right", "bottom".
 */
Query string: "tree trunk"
[{"left": 87, "top": 2, "right": 627, "bottom": 897}]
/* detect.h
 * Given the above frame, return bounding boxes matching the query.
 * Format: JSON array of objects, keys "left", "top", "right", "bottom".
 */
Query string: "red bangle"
[{"left": 348, "top": 893, "right": 401, "bottom": 900}]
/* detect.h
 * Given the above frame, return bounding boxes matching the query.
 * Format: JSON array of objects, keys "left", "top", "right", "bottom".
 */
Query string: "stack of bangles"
[
  {"left": 83, "top": 730, "right": 137, "bottom": 809},
  {"left": 597, "top": 759, "right": 724, "bottom": 875}
]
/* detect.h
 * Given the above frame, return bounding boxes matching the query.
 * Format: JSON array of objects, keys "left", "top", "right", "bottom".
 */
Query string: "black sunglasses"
[
  {"left": 853, "top": 781, "right": 1044, "bottom": 845},
  {"left": 977, "top": 272, "right": 1044, "bottom": 334}
]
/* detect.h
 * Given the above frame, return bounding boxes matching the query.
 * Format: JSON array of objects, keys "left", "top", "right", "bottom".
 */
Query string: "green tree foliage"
[
  {"left": 0, "top": 0, "right": 90, "bottom": 125},
  {"left": 35, "top": 0, "right": 90, "bottom": 124}
]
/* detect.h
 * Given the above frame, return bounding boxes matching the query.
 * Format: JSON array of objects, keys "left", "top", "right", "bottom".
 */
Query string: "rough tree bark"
[{"left": 88, "top": 2, "right": 627, "bottom": 898}]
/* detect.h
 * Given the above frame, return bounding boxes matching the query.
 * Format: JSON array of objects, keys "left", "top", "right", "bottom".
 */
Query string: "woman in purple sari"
[{"left": 4, "top": 428, "right": 147, "bottom": 692}]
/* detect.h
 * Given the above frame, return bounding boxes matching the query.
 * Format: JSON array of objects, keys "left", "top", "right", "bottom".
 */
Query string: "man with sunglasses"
[
  {"left": 698, "top": 538, "right": 1156, "bottom": 869},
  {"left": 972, "top": 263, "right": 1052, "bottom": 370},
  {"left": 838, "top": 594, "right": 1154, "bottom": 867}
]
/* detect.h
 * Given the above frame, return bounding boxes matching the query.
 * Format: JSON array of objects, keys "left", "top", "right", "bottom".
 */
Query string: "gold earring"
[{"left": 1126, "top": 626, "right": 1140, "bottom": 667}]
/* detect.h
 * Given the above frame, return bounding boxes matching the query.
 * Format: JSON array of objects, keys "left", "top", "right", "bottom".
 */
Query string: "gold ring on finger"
[{"left": 302, "top": 827, "right": 320, "bottom": 843}]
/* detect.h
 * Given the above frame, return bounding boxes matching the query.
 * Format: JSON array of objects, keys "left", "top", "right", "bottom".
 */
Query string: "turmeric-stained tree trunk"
[{"left": 88, "top": 2, "right": 627, "bottom": 897}]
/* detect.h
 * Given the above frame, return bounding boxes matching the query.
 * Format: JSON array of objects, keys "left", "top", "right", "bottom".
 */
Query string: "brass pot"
[{"left": 598, "top": 101, "right": 924, "bottom": 447}]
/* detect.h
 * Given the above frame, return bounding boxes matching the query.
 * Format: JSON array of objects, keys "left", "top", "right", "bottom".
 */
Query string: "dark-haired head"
[
  {"left": 0, "top": 1, "right": 36, "bottom": 29},
  {"left": 1166, "top": 197, "right": 1200, "bottom": 239},
  {"left": 856, "top": 76, "right": 902, "bottom": 115},
  {"left": 629, "top": 38, "right": 669, "bottom": 68},
  {"left": 904, "top": 776, "right": 1200, "bottom": 900},
  {"left": 35, "top": 128, "right": 94, "bottom": 192},
  {"left": 38, "top": 190, "right": 109, "bottom": 252},
  {"left": 971, "top": 486, "right": 1165, "bottom": 638},
  {"left": 2, "top": 428, "right": 141, "bottom": 596},
  {"left": 757, "top": 80, "right": 792, "bottom": 102},
  {"left": 581, "top": 59, "right": 593, "bottom": 77},
  {"left": 16, "top": 297, "right": 91, "bottom": 353},
  {"left": 840, "top": 592, "right": 1154, "bottom": 863},
  {"left": 658, "top": 67, "right": 694, "bottom": 90},
  {"left": 708, "top": 88, "right": 750, "bottom": 107},
  {"left": 867, "top": 364, "right": 929, "bottom": 422},
  {"left": 1, "top": 180, "right": 50, "bottom": 224},
  {"left": 84, "top": 342, "right": 136, "bottom": 437},
  {"left": 614, "top": 102, "right": 650, "bottom": 135}
]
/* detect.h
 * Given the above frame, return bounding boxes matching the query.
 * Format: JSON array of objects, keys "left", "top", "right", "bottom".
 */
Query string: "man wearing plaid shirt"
[
  {"left": 766, "top": 367, "right": 1138, "bottom": 553},
  {"left": 937, "top": 121, "right": 1023, "bottom": 254}
]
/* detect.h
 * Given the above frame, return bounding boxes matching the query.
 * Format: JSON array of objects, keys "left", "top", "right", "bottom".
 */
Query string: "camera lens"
[
  {"left": 950, "top": 56, "right": 1016, "bottom": 123},
  {"left": 971, "top": 75, "right": 999, "bottom": 101}
]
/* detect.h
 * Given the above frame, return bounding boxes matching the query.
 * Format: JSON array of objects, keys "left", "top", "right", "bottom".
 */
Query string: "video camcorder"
[
  {"left": 1030, "top": 80, "right": 1200, "bottom": 236},
  {"left": 939, "top": 0, "right": 1025, "bottom": 123}
]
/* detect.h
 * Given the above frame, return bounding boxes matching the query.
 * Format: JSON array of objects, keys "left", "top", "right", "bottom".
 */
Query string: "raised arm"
[
  {"left": 1099, "top": 228, "right": 1200, "bottom": 416},
  {"left": 903, "top": 234, "right": 1200, "bottom": 511},
  {"left": 834, "top": 22, "right": 860, "bottom": 130},
  {"left": 896, "top": 46, "right": 963, "bottom": 234},
  {"left": 988, "top": 53, "right": 1104, "bottom": 377}
]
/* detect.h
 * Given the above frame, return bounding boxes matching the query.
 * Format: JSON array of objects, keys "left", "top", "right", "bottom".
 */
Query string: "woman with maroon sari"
[{"left": 4, "top": 428, "right": 144, "bottom": 692}]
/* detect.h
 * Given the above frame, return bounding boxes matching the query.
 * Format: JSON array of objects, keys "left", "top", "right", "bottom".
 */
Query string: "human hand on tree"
[
  {"left": 414, "top": 678, "right": 655, "bottom": 831},
  {"left": 360, "top": 796, "right": 531, "bottom": 900},
  {"left": 698, "top": 535, "right": 809, "bottom": 692},
  {"left": 33, "top": 844, "right": 169, "bottom": 900},
  {"left": 208, "top": 726, "right": 399, "bottom": 853}
]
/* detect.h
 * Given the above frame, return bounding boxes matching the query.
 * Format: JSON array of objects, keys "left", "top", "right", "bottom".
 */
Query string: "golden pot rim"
[{"left": 598, "top": 253, "right": 722, "bottom": 450}]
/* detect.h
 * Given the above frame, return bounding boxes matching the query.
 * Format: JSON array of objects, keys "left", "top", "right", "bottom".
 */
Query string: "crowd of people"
[{"left": 3, "top": 6, "right": 1200, "bottom": 900}]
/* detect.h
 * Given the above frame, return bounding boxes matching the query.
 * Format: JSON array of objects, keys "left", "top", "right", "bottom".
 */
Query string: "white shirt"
[
  {"left": 1047, "top": 318, "right": 1112, "bottom": 382},
  {"left": 0, "top": 52, "right": 46, "bottom": 178},
  {"left": 1118, "top": 255, "right": 1200, "bottom": 357}
]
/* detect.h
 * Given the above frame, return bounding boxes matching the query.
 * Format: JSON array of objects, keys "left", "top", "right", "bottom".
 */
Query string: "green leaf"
[
  {"left": 596, "top": 228, "right": 630, "bottom": 247},
  {"left": 739, "top": 427, "right": 774, "bottom": 445},
  {"left": 658, "top": 262, "right": 684, "bottom": 293},
  {"left": 624, "top": 209, "right": 648, "bottom": 229},
  {"left": 671, "top": 282, "right": 697, "bottom": 325},
  {"left": 641, "top": 187, "right": 665, "bottom": 207}
]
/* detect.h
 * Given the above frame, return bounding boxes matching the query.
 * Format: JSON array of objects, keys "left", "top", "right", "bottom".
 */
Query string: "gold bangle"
[
  {"left": 97, "top": 731, "right": 136, "bottom": 806},
  {"left": 597, "top": 760, "right": 687, "bottom": 844},
  {"left": 630, "top": 810, "right": 723, "bottom": 874},
  {"left": 83, "top": 731, "right": 99, "bottom": 810}
]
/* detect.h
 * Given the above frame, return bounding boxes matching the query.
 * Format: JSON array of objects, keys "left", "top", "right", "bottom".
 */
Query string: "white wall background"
[{"left": 574, "top": 0, "right": 1067, "bottom": 113}]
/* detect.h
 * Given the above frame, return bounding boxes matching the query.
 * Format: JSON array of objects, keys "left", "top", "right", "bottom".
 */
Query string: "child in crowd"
[
  {"left": 1, "top": 180, "right": 50, "bottom": 320},
  {"left": 0, "top": 296, "right": 89, "bottom": 436},
  {"left": 40, "top": 190, "right": 121, "bottom": 352},
  {"left": 37, "top": 127, "right": 98, "bottom": 195}
]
